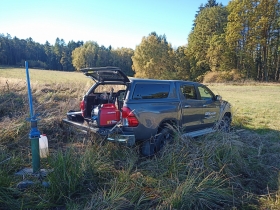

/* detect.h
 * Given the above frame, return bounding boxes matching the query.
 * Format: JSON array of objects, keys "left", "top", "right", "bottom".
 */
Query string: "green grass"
[
  {"left": 209, "top": 83, "right": 280, "bottom": 133},
  {"left": 0, "top": 66, "right": 280, "bottom": 209}
]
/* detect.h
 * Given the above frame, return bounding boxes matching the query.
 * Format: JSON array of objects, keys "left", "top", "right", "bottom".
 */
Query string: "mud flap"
[{"left": 141, "top": 139, "right": 156, "bottom": 156}]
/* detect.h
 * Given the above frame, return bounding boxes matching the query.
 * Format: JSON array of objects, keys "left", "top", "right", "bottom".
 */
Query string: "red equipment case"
[{"left": 96, "top": 103, "right": 120, "bottom": 126}]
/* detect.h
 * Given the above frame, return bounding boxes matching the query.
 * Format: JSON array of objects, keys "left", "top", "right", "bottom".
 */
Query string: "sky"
[{"left": 1, "top": 0, "right": 230, "bottom": 49}]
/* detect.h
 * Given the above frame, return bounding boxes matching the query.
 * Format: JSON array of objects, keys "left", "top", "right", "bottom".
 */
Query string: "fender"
[{"left": 218, "top": 101, "right": 231, "bottom": 121}]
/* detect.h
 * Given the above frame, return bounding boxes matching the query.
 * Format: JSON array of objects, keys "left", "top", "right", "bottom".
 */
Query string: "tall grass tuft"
[
  {"left": 259, "top": 173, "right": 280, "bottom": 209},
  {"left": 46, "top": 148, "right": 85, "bottom": 204},
  {"left": 166, "top": 171, "right": 232, "bottom": 209},
  {"left": 0, "top": 187, "right": 23, "bottom": 210},
  {"left": 138, "top": 132, "right": 236, "bottom": 209}
]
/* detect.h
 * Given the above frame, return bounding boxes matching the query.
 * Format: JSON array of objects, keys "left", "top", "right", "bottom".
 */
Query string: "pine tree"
[
  {"left": 226, "top": 0, "right": 279, "bottom": 81},
  {"left": 187, "top": 5, "right": 228, "bottom": 79}
]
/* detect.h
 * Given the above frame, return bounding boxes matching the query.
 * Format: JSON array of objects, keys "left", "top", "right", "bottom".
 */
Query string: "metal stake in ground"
[{"left": 25, "top": 61, "right": 41, "bottom": 173}]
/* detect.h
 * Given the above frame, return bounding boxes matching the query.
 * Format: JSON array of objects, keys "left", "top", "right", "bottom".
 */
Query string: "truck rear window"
[{"left": 132, "top": 84, "right": 170, "bottom": 99}]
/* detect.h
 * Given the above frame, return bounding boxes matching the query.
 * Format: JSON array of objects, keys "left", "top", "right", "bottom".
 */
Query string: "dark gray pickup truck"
[{"left": 63, "top": 67, "right": 231, "bottom": 156}]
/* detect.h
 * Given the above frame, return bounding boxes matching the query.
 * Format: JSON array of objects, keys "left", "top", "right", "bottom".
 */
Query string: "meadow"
[
  {"left": 210, "top": 83, "right": 280, "bottom": 132},
  {"left": 0, "top": 67, "right": 280, "bottom": 209}
]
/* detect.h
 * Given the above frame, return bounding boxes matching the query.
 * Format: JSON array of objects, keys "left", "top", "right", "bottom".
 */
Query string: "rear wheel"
[
  {"left": 141, "top": 127, "right": 173, "bottom": 156},
  {"left": 155, "top": 128, "right": 173, "bottom": 151}
]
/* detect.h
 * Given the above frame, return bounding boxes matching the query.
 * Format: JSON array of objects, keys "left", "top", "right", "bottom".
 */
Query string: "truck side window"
[
  {"left": 198, "top": 86, "right": 214, "bottom": 100},
  {"left": 132, "top": 84, "right": 170, "bottom": 99},
  {"left": 180, "top": 85, "right": 197, "bottom": 100}
]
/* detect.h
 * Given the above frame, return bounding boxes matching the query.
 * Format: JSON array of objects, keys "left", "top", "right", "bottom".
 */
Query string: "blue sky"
[{"left": 1, "top": 0, "right": 230, "bottom": 49}]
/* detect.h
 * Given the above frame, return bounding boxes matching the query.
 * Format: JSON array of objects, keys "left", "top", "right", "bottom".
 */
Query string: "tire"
[
  {"left": 219, "top": 115, "right": 231, "bottom": 132},
  {"left": 155, "top": 128, "right": 173, "bottom": 151},
  {"left": 141, "top": 127, "right": 173, "bottom": 156}
]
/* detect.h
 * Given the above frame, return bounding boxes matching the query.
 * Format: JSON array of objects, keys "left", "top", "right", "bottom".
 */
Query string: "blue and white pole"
[{"left": 25, "top": 61, "right": 41, "bottom": 173}]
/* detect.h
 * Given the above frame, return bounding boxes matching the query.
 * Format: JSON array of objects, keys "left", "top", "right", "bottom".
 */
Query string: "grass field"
[
  {"left": 209, "top": 84, "right": 280, "bottom": 133},
  {"left": 0, "top": 67, "right": 280, "bottom": 209},
  {"left": 0, "top": 66, "right": 88, "bottom": 84}
]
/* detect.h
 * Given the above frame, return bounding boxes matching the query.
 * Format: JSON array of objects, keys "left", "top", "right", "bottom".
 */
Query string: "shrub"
[{"left": 203, "top": 69, "right": 244, "bottom": 83}]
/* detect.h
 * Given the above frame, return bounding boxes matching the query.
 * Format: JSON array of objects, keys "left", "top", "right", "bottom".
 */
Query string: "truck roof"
[{"left": 128, "top": 77, "right": 200, "bottom": 85}]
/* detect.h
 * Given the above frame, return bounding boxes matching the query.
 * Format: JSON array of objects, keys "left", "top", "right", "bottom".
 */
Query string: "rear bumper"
[{"left": 62, "top": 118, "right": 136, "bottom": 146}]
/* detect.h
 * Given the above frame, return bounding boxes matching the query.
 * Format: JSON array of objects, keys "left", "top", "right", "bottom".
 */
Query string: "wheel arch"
[{"left": 158, "top": 118, "right": 178, "bottom": 133}]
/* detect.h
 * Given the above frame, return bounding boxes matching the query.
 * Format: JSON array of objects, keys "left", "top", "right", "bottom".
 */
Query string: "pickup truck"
[{"left": 63, "top": 67, "right": 231, "bottom": 156}]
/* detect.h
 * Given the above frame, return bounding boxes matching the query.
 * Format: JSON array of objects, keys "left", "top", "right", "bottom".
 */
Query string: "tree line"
[
  {"left": 1, "top": 0, "right": 280, "bottom": 82},
  {"left": 133, "top": 0, "right": 280, "bottom": 82},
  {"left": 0, "top": 34, "right": 135, "bottom": 76}
]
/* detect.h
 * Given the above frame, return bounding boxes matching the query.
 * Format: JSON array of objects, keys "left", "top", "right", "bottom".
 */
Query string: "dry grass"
[
  {"left": 0, "top": 67, "right": 280, "bottom": 209},
  {"left": 0, "top": 66, "right": 89, "bottom": 84}
]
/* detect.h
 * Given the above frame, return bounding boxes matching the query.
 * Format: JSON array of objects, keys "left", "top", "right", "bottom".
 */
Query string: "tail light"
[
  {"left": 121, "top": 106, "right": 139, "bottom": 127},
  {"left": 80, "top": 100, "right": 85, "bottom": 117}
]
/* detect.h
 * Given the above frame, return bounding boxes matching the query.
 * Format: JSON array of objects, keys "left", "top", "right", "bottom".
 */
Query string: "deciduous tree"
[{"left": 132, "top": 32, "right": 175, "bottom": 79}]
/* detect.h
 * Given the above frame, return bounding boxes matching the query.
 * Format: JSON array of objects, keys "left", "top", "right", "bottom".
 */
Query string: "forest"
[{"left": 0, "top": 0, "right": 280, "bottom": 82}]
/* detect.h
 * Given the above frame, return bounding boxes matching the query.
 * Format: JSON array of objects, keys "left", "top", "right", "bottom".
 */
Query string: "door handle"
[{"left": 184, "top": 105, "right": 191, "bottom": 108}]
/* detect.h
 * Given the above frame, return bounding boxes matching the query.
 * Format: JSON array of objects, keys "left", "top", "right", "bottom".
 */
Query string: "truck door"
[
  {"left": 197, "top": 85, "right": 220, "bottom": 128},
  {"left": 179, "top": 83, "right": 204, "bottom": 131}
]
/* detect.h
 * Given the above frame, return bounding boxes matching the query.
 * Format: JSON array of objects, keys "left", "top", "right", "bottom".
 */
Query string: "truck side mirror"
[{"left": 216, "top": 95, "right": 222, "bottom": 101}]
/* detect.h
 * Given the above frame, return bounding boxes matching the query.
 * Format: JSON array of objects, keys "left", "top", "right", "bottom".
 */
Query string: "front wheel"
[{"left": 218, "top": 115, "right": 231, "bottom": 132}]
